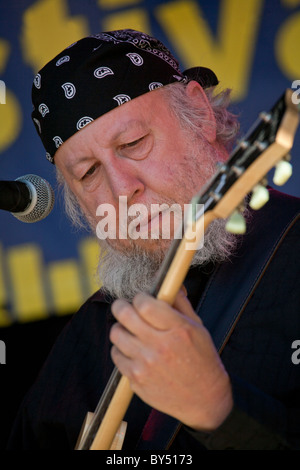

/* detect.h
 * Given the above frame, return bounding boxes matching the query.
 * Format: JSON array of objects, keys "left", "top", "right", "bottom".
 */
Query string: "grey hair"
[
  {"left": 56, "top": 168, "right": 88, "bottom": 229},
  {"left": 163, "top": 81, "right": 240, "bottom": 151},
  {"left": 56, "top": 82, "right": 240, "bottom": 229}
]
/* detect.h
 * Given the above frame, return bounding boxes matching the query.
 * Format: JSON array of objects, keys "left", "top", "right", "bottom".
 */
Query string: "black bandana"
[{"left": 31, "top": 29, "right": 218, "bottom": 163}]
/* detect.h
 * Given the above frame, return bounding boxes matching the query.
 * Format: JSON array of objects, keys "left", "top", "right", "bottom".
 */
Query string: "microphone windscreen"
[{"left": 12, "top": 174, "right": 55, "bottom": 223}]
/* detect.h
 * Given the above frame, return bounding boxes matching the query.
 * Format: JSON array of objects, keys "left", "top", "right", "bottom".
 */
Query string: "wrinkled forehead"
[{"left": 53, "top": 87, "right": 174, "bottom": 172}]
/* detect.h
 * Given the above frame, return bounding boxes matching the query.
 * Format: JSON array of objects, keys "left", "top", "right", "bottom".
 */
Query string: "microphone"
[{"left": 0, "top": 174, "right": 55, "bottom": 223}]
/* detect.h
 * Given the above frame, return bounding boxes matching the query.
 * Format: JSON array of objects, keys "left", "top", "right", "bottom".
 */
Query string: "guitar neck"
[
  {"left": 77, "top": 209, "right": 216, "bottom": 450},
  {"left": 75, "top": 89, "right": 299, "bottom": 450},
  {"left": 76, "top": 367, "right": 121, "bottom": 449}
]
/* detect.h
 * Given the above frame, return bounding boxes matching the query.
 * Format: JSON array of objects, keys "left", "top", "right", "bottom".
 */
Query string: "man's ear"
[{"left": 185, "top": 80, "right": 216, "bottom": 143}]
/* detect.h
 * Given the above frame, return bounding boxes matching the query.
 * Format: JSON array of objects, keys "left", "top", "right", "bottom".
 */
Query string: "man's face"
[{"left": 55, "top": 85, "right": 220, "bottom": 254}]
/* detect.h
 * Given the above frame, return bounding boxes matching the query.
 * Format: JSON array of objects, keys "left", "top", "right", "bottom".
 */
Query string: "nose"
[{"left": 104, "top": 155, "right": 145, "bottom": 204}]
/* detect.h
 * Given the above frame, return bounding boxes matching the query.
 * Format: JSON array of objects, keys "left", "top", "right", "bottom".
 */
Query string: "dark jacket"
[{"left": 8, "top": 188, "right": 300, "bottom": 450}]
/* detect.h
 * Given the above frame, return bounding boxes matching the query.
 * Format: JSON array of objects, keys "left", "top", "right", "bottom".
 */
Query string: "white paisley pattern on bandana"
[
  {"left": 76, "top": 117, "right": 94, "bottom": 130},
  {"left": 31, "top": 29, "right": 220, "bottom": 163},
  {"left": 90, "top": 30, "right": 181, "bottom": 73},
  {"left": 61, "top": 82, "right": 76, "bottom": 99}
]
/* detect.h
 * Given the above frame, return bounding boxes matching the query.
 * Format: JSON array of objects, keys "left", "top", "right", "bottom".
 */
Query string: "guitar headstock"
[{"left": 192, "top": 89, "right": 299, "bottom": 234}]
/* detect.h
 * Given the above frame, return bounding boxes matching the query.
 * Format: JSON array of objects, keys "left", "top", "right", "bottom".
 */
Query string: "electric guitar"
[{"left": 75, "top": 88, "right": 299, "bottom": 450}]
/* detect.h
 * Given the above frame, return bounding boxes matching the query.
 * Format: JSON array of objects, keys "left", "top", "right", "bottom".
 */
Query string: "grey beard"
[{"left": 97, "top": 217, "right": 238, "bottom": 301}]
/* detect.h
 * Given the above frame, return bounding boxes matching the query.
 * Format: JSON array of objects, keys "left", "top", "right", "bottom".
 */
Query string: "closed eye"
[
  {"left": 120, "top": 136, "right": 145, "bottom": 149},
  {"left": 81, "top": 164, "right": 97, "bottom": 180},
  {"left": 118, "top": 133, "right": 153, "bottom": 160}
]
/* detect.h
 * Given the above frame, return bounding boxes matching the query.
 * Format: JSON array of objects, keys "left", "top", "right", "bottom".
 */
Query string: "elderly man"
[{"left": 8, "top": 30, "right": 300, "bottom": 450}]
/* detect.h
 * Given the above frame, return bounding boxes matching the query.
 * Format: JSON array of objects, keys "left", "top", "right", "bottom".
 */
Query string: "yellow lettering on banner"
[
  {"left": 0, "top": 306, "right": 10, "bottom": 327},
  {"left": 275, "top": 12, "right": 300, "bottom": 79},
  {"left": 0, "top": 39, "right": 22, "bottom": 153},
  {"left": 281, "top": 0, "right": 300, "bottom": 6},
  {"left": 7, "top": 244, "right": 48, "bottom": 322},
  {"left": 102, "top": 8, "right": 150, "bottom": 32},
  {"left": 99, "top": 0, "right": 141, "bottom": 7},
  {"left": 22, "top": 0, "right": 89, "bottom": 72},
  {"left": 0, "top": 89, "right": 22, "bottom": 153},
  {"left": 48, "top": 260, "right": 83, "bottom": 314},
  {"left": 79, "top": 237, "right": 101, "bottom": 296},
  {"left": 156, "top": 0, "right": 263, "bottom": 101},
  {"left": 0, "top": 245, "right": 11, "bottom": 327},
  {"left": 0, "top": 39, "right": 9, "bottom": 73},
  {"left": 0, "top": 307, "right": 10, "bottom": 327}
]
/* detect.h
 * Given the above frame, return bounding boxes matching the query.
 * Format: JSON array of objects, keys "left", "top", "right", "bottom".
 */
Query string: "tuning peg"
[
  {"left": 273, "top": 159, "right": 293, "bottom": 186},
  {"left": 225, "top": 210, "right": 246, "bottom": 234},
  {"left": 249, "top": 184, "right": 270, "bottom": 210}
]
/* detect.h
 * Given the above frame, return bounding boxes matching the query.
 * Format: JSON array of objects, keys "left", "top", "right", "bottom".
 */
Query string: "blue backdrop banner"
[{"left": 0, "top": 0, "right": 299, "bottom": 325}]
